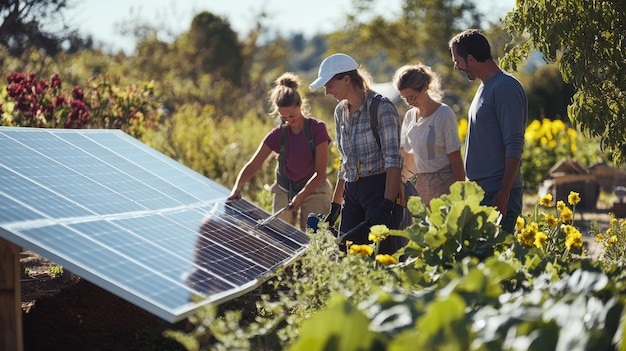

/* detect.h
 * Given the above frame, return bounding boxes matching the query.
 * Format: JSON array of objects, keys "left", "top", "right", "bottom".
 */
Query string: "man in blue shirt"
[{"left": 449, "top": 29, "right": 528, "bottom": 233}]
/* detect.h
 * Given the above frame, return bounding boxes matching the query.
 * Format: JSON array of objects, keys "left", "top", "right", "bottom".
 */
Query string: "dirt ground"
[
  {"left": 18, "top": 206, "right": 612, "bottom": 351},
  {"left": 20, "top": 251, "right": 188, "bottom": 351}
]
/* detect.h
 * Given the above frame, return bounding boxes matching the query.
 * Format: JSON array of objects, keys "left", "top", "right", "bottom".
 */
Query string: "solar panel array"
[{"left": 0, "top": 127, "right": 309, "bottom": 322}]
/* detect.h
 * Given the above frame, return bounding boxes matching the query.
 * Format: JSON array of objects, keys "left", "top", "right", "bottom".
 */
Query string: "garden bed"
[{"left": 20, "top": 203, "right": 611, "bottom": 350}]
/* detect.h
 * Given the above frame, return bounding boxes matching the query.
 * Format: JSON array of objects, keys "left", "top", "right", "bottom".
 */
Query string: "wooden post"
[{"left": 0, "top": 237, "right": 23, "bottom": 351}]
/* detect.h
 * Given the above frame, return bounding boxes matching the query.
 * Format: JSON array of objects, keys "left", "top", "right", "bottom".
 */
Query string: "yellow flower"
[
  {"left": 458, "top": 118, "right": 468, "bottom": 141},
  {"left": 564, "top": 225, "right": 583, "bottom": 250},
  {"left": 534, "top": 231, "right": 548, "bottom": 248},
  {"left": 595, "top": 233, "right": 604, "bottom": 242},
  {"left": 560, "top": 207, "right": 573, "bottom": 222},
  {"left": 539, "top": 193, "right": 553, "bottom": 207},
  {"left": 333, "top": 157, "right": 341, "bottom": 171},
  {"left": 556, "top": 200, "right": 566, "bottom": 212},
  {"left": 567, "top": 128, "right": 577, "bottom": 139},
  {"left": 568, "top": 191, "right": 581, "bottom": 206},
  {"left": 566, "top": 235, "right": 583, "bottom": 250},
  {"left": 368, "top": 225, "right": 390, "bottom": 242},
  {"left": 376, "top": 254, "right": 397, "bottom": 266},
  {"left": 517, "top": 222, "right": 539, "bottom": 247},
  {"left": 545, "top": 214, "right": 558, "bottom": 227},
  {"left": 606, "top": 228, "right": 613, "bottom": 236},
  {"left": 515, "top": 216, "right": 525, "bottom": 230},
  {"left": 348, "top": 244, "right": 374, "bottom": 256},
  {"left": 610, "top": 217, "right": 618, "bottom": 226},
  {"left": 551, "top": 119, "right": 566, "bottom": 134},
  {"left": 607, "top": 236, "right": 617, "bottom": 247}
]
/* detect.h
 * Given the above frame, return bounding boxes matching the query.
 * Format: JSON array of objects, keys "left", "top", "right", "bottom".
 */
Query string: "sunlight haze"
[{"left": 65, "top": 0, "right": 515, "bottom": 54}]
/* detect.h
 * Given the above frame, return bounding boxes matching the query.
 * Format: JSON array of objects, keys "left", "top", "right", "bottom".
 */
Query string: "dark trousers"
[
  {"left": 482, "top": 187, "right": 523, "bottom": 234},
  {"left": 340, "top": 173, "right": 403, "bottom": 254}
]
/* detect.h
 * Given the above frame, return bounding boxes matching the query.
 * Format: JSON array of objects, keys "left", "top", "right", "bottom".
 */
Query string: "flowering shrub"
[
  {"left": 515, "top": 191, "right": 584, "bottom": 262},
  {"left": 521, "top": 118, "right": 606, "bottom": 191},
  {"left": 3, "top": 72, "right": 90, "bottom": 128},
  {"left": 591, "top": 213, "right": 626, "bottom": 270},
  {"left": 1, "top": 72, "right": 162, "bottom": 139},
  {"left": 457, "top": 117, "right": 605, "bottom": 192}
]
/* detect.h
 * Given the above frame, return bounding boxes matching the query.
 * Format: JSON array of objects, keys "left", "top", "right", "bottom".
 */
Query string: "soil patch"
[{"left": 20, "top": 250, "right": 187, "bottom": 351}]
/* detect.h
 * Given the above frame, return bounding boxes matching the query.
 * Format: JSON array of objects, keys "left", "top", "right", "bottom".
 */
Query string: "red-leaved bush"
[{"left": 2, "top": 72, "right": 163, "bottom": 138}]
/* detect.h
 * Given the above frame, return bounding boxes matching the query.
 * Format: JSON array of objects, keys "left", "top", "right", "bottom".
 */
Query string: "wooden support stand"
[{"left": 0, "top": 237, "right": 23, "bottom": 351}]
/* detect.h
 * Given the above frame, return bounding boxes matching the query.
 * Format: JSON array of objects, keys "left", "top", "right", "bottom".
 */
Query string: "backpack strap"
[
  {"left": 303, "top": 117, "right": 315, "bottom": 155},
  {"left": 278, "top": 122, "right": 289, "bottom": 175},
  {"left": 369, "top": 93, "right": 384, "bottom": 149}
]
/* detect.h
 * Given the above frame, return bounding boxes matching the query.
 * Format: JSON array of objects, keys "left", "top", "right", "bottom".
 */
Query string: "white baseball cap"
[{"left": 309, "top": 53, "right": 358, "bottom": 90}]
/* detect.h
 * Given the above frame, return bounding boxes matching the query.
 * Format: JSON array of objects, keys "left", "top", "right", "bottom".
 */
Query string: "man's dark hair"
[{"left": 449, "top": 29, "right": 493, "bottom": 62}]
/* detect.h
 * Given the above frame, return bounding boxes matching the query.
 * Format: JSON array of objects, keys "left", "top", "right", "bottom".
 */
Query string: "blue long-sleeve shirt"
[
  {"left": 335, "top": 91, "right": 403, "bottom": 182},
  {"left": 465, "top": 71, "right": 528, "bottom": 193}
]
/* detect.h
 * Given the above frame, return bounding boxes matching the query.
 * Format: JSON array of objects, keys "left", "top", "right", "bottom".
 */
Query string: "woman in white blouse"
[{"left": 393, "top": 64, "right": 466, "bottom": 207}]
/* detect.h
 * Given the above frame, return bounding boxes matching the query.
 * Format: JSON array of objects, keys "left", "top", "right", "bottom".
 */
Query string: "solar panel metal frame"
[{"left": 0, "top": 127, "right": 309, "bottom": 323}]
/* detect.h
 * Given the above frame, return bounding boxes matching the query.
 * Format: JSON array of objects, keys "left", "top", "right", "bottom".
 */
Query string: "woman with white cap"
[{"left": 310, "top": 53, "right": 405, "bottom": 254}]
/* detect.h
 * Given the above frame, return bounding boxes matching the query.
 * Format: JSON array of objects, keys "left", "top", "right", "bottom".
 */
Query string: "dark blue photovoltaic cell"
[{"left": 0, "top": 127, "right": 308, "bottom": 322}]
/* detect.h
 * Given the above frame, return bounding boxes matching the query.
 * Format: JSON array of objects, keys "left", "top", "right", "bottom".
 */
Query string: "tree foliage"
[
  {"left": 327, "top": 0, "right": 483, "bottom": 83},
  {"left": 502, "top": 0, "right": 626, "bottom": 164},
  {"left": 184, "top": 11, "right": 244, "bottom": 85},
  {"left": 0, "top": 0, "right": 89, "bottom": 56},
  {"left": 521, "top": 63, "right": 575, "bottom": 121}
]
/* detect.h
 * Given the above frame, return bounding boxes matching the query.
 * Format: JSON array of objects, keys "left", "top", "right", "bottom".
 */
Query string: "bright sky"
[{"left": 65, "top": 0, "right": 515, "bottom": 54}]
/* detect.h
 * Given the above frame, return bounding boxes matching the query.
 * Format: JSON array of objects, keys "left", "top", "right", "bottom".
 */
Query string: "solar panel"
[{"left": 0, "top": 127, "right": 309, "bottom": 323}]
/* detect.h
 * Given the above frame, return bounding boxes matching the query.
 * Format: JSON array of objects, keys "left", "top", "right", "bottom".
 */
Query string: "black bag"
[{"left": 393, "top": 179, "right": 419, "bottom": 230}]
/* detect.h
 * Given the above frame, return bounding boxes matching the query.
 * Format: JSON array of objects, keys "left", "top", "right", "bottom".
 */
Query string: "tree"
[
  {"left": 183, "top": 11, "right": 244, "bottom": 86},
  {"left": 326, "top": 0, "right": 483, "bottom": 83},
  {"left": 0, "top": 0, "right": 87, "bottom": 56},
  {"left": 502, "top": 0, "right": 626, "bottom": 164},
  {"left": 521, "top": 63, "right": 575, "bottom": 121}
]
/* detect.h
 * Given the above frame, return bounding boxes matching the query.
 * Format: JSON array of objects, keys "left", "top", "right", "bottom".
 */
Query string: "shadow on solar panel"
[
  {"left": 0, "top": 127, "right": 312, "bottom": 323},
  {"left": 184, "top": 199, "right": 309, "bottom": 297}
]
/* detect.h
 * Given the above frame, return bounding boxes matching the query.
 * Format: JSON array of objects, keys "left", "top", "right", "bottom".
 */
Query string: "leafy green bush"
[{"left": 170, "top": 181, "right": 626, "bottom": 351}]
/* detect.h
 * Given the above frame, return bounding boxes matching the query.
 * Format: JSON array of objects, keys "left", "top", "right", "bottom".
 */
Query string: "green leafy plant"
[
  {"left": 590, "top": 214, "right": 626, "bottom": 271},
  {"left": 400, "top": 181, "right": 503, "bottom": 266},
  {"left": 48, "top": 264, "right": 63, "bottom": 277},
  {"left": 170, "top": 181, "right": 626, "bottom": 351}
]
